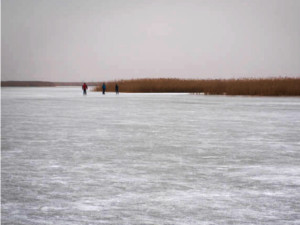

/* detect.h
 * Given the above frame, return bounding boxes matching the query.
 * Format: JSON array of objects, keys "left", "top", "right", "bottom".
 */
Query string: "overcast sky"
[{"left": 2, "top": 0, "right": 300, "bottom": 82}]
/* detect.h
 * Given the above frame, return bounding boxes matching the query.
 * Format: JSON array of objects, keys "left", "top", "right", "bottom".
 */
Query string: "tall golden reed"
[{"left": 94, "top": 78, "right": 300, "bottom": 96}]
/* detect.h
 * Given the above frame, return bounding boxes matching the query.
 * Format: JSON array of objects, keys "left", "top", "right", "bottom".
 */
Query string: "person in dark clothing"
[
  {"left": 115, "top": 84, "right": 119, "bottom": 95},
  {"left": 82, "top": 83, "right": 88, "bottom": 95},
  {"left": 102, "top": 83, "right": 106, "bottom": 95}
]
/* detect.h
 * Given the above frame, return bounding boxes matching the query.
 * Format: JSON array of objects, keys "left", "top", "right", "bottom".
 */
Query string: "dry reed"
[{"left": 94, "top": 78, "right": 300, "bottom": 96}]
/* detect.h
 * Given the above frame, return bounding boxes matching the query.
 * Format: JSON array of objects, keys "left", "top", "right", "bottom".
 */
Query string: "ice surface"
[{"left": 1, "top": 87, "right": 300, "bottom": 224}]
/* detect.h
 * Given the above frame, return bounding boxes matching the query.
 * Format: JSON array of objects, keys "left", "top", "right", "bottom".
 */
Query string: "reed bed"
[{"left": 94, "top": 78, "right": 300, "bottom": 96}]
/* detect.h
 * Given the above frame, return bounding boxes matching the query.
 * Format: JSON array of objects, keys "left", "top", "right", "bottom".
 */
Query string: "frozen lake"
[{"left": 1, "top": 87, "right": 300, "bottom": 224}]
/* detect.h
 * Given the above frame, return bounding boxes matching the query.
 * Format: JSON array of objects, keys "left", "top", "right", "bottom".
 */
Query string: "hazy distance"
[{"left": 2, "top": 0, "right": 300, "bottom": 82}]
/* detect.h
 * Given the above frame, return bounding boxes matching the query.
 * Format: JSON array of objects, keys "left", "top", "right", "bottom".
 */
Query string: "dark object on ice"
[
  {"left": 82, "top": 83, "right": 88, "bottom": 95},
  {"left": 115, "top": 84, "right": 119, "bottom": 94},
  {"left": 102, "top": 83, "right": 106, "bottom": 95}
]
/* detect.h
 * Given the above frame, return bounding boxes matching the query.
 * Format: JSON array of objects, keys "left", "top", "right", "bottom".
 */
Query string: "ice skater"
[
  {"left": 102, "top": 82, "right": 106, "bottom": 95},
  {"left": 115, "top": 83, "right": 119, "bottom": 95},
  {"left": 82, "top": 82, "right": 88, "bottom": 95}
]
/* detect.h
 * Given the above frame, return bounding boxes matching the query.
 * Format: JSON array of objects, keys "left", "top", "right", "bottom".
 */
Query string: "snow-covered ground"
[{"left": 1, "top": 87, "right": 300, "bottom": 224}]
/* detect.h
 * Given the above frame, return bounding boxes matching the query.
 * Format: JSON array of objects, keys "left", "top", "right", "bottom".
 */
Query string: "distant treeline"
[
  {"left": 54, "top": 82, "right": 100, "bottom": 86},
  {"left": 94, "top": 78, "right": 300, "bottom": 96},
  {"left": 1, "top": 81, "right": 56, "bottom": 87},
  {"left": 1, "top": 81, "right": 100, "bottom": 87}
]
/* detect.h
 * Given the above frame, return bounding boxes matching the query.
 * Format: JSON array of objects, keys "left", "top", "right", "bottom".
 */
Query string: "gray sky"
[{"left": 2, "top": 0, "right": 300, "bottom": 82}]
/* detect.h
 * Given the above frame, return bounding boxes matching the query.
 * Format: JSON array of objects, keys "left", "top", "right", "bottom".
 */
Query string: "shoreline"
[{"left": 2, "top": 78, "right": 300, "bottom": 96}]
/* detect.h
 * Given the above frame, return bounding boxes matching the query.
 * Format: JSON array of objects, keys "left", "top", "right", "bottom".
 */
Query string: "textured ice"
[{"left": 1, "top": 87, "right": 300, "bottom": 224}]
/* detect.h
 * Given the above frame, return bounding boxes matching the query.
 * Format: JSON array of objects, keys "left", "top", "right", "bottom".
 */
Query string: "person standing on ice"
[
  {"left": 102, "top": 82, "right": 106, "bottom": 95},
  {"left": 82, "top": 83, "right": 88, "bottom": 95},
  {"left": 115, "top": 83, "right": 119, "bottom": 95}
]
